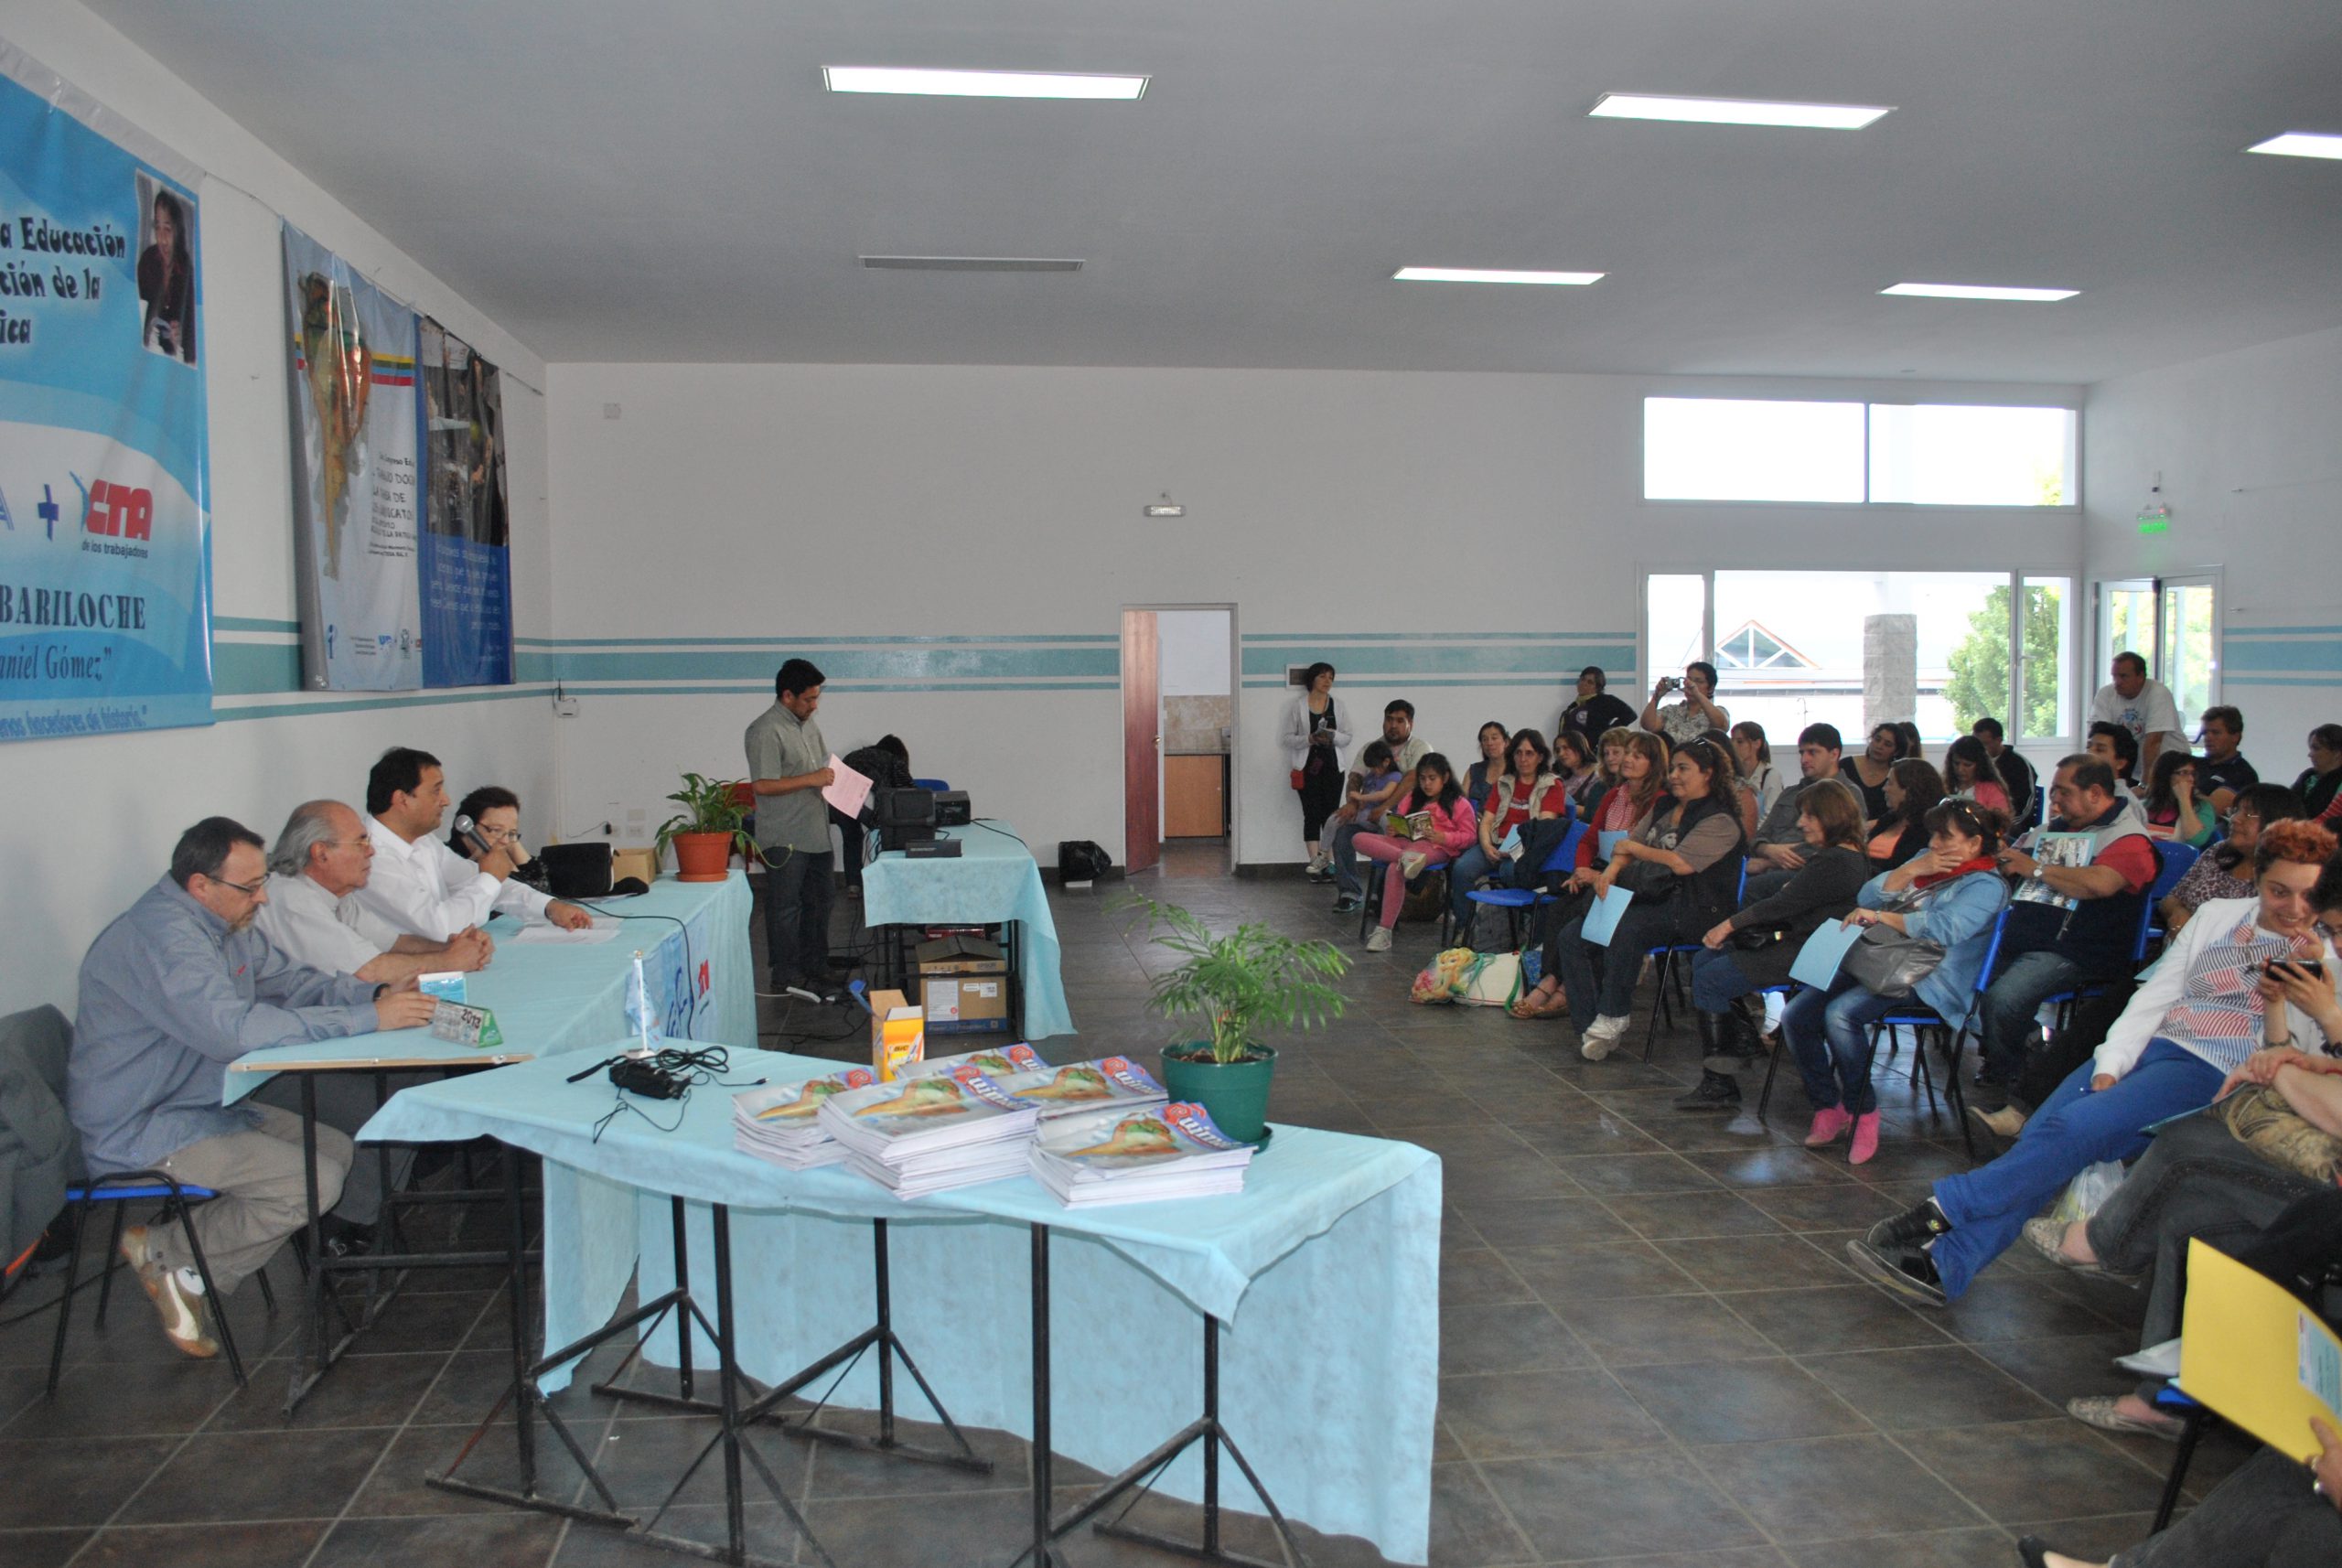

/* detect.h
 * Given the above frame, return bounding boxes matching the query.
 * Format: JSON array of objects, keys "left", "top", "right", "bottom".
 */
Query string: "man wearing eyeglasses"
[{"left": 69, "top": 818, "right": 439, "bottom": 1359}]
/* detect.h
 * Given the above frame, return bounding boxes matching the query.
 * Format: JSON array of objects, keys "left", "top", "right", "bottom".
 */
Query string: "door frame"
[
  {"left": 1121, "top": 602, "right": 1240, "bottom": 869},
  {"left": 2089, "top": 568, "right": 2223, "bottom": 707}
]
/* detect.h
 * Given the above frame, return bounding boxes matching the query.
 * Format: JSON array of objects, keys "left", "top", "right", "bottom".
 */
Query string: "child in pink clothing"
[{"left": 1353, "top": 753, "right": 1479, "bottom": 948}]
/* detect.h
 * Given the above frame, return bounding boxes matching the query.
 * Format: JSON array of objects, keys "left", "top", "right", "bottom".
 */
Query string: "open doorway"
[{"left": 1123, "top": 606, "right": 1236, "bottom": 877}]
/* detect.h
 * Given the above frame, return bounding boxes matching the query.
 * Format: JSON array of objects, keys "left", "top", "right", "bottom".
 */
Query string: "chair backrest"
[
  {"left": 2127, "top": 884, "right": 2160, "bottom": 963},
  {"left": 0, "top": 1004, "right": 79, "bottom": 1260},
  {"left": 1544, "top": 821, "right": 1587, "bottom": 873},
  {"left": 912, "top": 778, "right": 951, "bottom": 792},
  {"left": 2148, "top": 841, "right": 2201, "bottom": 901},
  {"left": 1971, "top": 904, "right": 2015, "bottom": 996}
]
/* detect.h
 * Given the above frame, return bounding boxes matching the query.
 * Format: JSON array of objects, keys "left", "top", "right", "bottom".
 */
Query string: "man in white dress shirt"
[
  {"left": 255, "top": 800, "right": 494, "bottom": 983},
  {"left": 352, "top": 747, "right": 593, "bottom": 940}
]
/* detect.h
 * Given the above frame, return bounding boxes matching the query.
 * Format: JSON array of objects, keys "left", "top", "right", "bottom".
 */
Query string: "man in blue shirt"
[{"left": 70, "top": 818, "right": 436, "bottom": 1358}]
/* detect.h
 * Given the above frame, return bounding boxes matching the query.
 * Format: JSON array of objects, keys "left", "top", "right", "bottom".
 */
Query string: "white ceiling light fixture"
[
  {"left": 822, "top": 66, "right": 1147, "bottom": 101},
  {"left": 1881, "top": 282, "right": 2079, "bottom": 302},
  {"left": 1588, "top": 91, "right": 1892, "bottom": 130},
  {"left": 2247, "top": 131, "right": 2342, "bottom": 160},
  {"left": 1393, "top": 266, "right": 1606, "bottom": 285},
  {"left": 861, "top": 255, "right": 1083, "bottom": 272}
]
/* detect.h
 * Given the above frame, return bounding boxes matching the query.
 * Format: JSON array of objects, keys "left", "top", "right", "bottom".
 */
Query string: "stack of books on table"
[
  {"left": 817, "top": 1070, "right": 1042, "bottom": 1197},
  {"left": 732, "top": 1068, "right": 879, "bottom": 1169},
  {"left": 1029, "top": 1101, "right": 1254, "bottom": 1208},
  {"left": 987, "top": 1056, "right": 1168, "bottom": 1122}
]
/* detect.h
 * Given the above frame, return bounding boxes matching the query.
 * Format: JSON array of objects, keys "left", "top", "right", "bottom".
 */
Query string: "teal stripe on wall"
[
  {"left": 211, "top": 640, "right": 302, "bottom": 696},
  {"left": 2225, "top": 638, "right": 2342, "bottom": 674},
  {"left": 213, "top": 687, "right": 554, "bottom": 724},
  {"left": 1244, "top": 631, "right": 1634, "bottom": 645},
  {"left": 1240, "top": 644, "right": 1637, "bottom": 678},
  {"left": 213, "top": 615, "right": 297, "bottom": 634}
]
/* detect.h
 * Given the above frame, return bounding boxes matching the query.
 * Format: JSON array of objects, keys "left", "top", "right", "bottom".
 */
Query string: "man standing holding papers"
[{"left": 747, "top": 658, "right": 839, "bottom": 999}]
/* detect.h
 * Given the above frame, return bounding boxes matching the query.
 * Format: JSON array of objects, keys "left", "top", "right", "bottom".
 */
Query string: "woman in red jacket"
[{"left": 1352, "top": 754, "right": 1478, "bottom": 953}]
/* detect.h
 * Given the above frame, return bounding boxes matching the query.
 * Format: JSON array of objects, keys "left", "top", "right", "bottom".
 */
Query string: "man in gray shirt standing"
[
  {"left": 746, "top": 658, "right": 839, "bottom": 999},
  {"left": 70, "top": 818, "right": 437, "bottom": 1358}
]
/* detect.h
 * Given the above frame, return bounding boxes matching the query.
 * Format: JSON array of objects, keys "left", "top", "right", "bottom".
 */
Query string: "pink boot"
[
  {"left": 1803, "top": 1106, "right": 1853, "bottom": 1148},
  {"left": 1848, "top": 1112, "right": 1882, "bottom": 1165}
]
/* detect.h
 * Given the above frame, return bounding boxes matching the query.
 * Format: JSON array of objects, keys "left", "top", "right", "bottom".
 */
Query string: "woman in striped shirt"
[{"left": 1845, "top": 818, "right": 2341, "bottom": 1307}]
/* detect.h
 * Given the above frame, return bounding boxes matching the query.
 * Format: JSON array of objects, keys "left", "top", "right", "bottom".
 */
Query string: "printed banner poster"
[
  {"left": 0, "top": 50, "right": 210, "bottom": 742},
  {"left": 417, "top": 316, "right": 511, "bottom": 686},
  {"left": 284, "top": 224, "right": 420, "bottom": 690}
]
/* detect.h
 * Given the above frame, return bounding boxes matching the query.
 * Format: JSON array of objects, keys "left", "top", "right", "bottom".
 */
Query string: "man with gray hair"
[{"left": 254, "top": 800, "right": 493, "bottom": 984}]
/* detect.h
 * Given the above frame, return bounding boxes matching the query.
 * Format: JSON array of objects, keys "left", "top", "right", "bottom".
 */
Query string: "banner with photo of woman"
[
  {"left": 0, "top": 46, "right": 211, "bottom": 742},
  {"left": 284, "top": 223, "right": 421, "bottom": 691},
  {"left": 417, "top": 316, "right": 511, "bottom": 686}
]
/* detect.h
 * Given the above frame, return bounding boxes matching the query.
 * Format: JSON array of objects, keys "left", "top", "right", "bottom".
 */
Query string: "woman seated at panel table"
[
  {"left": 1864, "top": 758, "right": 1945, "bottom": 873},
  {"left": 1515, "top": 737, "right": 1746, "bottom": 1062},
  {"left": 448, "top": 785, "right": 551, "bottom": 891},
  {"left": 1942, "top": 735, "right": 2011, "bottom": 814},
  {"left": 1781, "top": 799, "right": 2010, "bottom": 1165},
  {"left": 2161, "top": 783, "right": 2307, "bottom": 937},
  {"left": 1448, "top": 728, "right": 1568, "bottom": 942},
  {"left": 1671, "top": 778, "right": 1873, "bottom": 1113},
  {"left": 1351, "top": 753, "right": 1477, "bottom": 954},
  {"left": 2140, "top": 748, "right": 2218, "bottom": 846},
  {"left": 1845, "top": 818, "right": 2341, "bottom": 1306}
]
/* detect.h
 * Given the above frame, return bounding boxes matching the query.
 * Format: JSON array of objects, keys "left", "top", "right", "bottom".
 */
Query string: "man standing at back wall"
[{"left": 747, "top": 658, "right": 838, "bottom": 1001}]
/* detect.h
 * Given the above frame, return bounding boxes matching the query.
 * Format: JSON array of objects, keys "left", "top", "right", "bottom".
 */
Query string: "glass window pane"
[
  {"left": 1644, "top": 398, "right": 1864, "bottom": 502},
  {"left": 1645, "top": 574, "right": 1707, "bottom": 693},
  {"left": 2160, "top": 581, "right": 2218, "bottom": 723},
  {"left": 2019, "top": 576, "right": 2071, "bottom": 739},
  {"left": 1865, "top": 404, "right": 2077, "bottom": 506},
  {"left": 2099, "top": 581, "right": 2156, "bottom": 692}
]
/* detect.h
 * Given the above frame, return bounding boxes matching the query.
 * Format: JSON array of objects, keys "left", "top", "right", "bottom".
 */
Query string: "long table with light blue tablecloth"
[
  {"left": 861, "top": 819, "right": 1075, "bottom": 1041},
  {"left": 360, "top": 1047, "right": 1441, "bottom": 1564}
]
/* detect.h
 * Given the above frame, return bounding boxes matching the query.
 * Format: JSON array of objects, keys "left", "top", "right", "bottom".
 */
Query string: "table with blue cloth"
[
  {"left": 861, "top": 819, "right": 1076, "bottom": 1042},
  {"left": 224, "top": 873, "right": 755, "bottom": 1406},
  {"left": 360, "top": 1047, "right": 1441, "bottom": 1565}
]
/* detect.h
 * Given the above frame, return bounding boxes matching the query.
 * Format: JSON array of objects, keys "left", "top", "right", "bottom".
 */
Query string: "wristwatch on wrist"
[{"left": 2029, "top": 865, "right": 2047, "bottom": 884}]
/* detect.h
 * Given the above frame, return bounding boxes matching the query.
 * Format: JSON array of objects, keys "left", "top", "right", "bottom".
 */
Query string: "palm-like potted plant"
[
  {"left": 657, "top": 772, "right": 759, "bottom": 882},
  {"left": 1120, "top": 894, "right": 1349, "bottom": 1144}
]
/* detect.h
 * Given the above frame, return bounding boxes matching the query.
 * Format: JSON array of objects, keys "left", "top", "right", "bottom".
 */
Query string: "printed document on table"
[
  {"left": 823, "top": 753, "right": 873, "bottom": 820},
  {"left": 512, "top": 921, "right": 624, "bottom": 945}
]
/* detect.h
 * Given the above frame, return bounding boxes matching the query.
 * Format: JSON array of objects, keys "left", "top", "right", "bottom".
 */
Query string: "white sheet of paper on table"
[
  {"left": 512, "top": 921, "right": 625, "bottom": 944},
  {"left": 822, "top": 752, "right": 873, "bottom": 819}
]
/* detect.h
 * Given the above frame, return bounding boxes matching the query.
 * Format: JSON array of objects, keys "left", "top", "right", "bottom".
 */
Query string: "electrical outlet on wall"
[{"left": 624, "top": 807, "right": 649, "bottom": 840}]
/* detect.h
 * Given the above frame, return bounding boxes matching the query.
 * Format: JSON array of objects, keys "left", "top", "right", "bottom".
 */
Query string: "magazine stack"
[
  {"left": 817, "top": 1070, "right": 1042, "bottom": 1197},
  {"left": 895, "top": 1043, "right": 1046, "bottom": 1080},
  {"left": 1029, "top": 1101, "right": 1254, "bottom": 1208},
  {"left": 987, "top": 1056, "right": 1169, "bottom": 1122},
  {"left": 732, "top": 1068, "right": 878, "bottom": 1169}
]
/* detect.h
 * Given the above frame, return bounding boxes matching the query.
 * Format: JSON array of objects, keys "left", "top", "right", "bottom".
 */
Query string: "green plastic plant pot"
[{"left": 1159, "top": 1043, "right": 1278, "bottom": 1146}]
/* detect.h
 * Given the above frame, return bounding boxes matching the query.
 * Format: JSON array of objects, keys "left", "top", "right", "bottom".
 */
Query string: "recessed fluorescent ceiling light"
[
  {"left": 823, "top": 66, "right": 1146, "bottom": 100},
  {"left": 2247, "top": 132, "right": 2342, "bottom": 160},
  {"left": 861, "top": 255, "right": 1083, "bottom": 272},
  {"left": 1881, "top": 282, "right": 2078, "bottom": 302},
  {"left": 1393, "top": 267, "right": 1605, "bottom": 285},
  {"left": 1589, "top": 91, "right": 1892, "bottom": 129}
]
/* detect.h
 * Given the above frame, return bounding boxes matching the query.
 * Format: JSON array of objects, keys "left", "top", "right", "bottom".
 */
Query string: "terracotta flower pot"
[{"left": 671, "top": 832, "right": 735, "bottom": 882}]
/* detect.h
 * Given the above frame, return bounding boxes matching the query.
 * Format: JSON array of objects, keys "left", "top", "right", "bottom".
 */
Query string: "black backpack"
[{"left": 1058, "top": 841, "right": 1113, "bottom": 884}]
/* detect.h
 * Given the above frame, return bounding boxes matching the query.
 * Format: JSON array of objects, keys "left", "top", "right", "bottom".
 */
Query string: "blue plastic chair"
[
  {"left": 2143, "top": 840, "right": 2202, "bottom": 950},
  {"left": 1639, "top": 860, "right": 1748, "bottom": 1061},
  {"left": 1445, "top": 821, "right": 1587, "bottom": 950},
  {"left": 2038, "top": 873, "right": 2161, "bottom": 1035},
  {"left": 2149, "top": 1386, "right": 2208, "bottom": 1530},
  {"left": 45, "top": 1171, "right": 275, "bottom": 1395},
  {"left": 1863, "top": 903, "right": 2014, "bottom": 1156}
]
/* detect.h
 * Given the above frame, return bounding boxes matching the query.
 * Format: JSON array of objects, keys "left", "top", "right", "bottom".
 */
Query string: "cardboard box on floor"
[
  {"left": 865, "top": 987, "right": 924, "bottom": 1079},
  {"left": 916, "top": 933, "right": 1009, "bottom": 1036}
]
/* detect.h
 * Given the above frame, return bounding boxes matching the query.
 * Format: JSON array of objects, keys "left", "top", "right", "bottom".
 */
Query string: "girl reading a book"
[{"left": 1351, "top": 754, "right": 1477, "bottom": 952}]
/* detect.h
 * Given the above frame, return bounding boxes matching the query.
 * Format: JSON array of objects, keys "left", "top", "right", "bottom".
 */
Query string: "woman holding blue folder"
[{"left": 1779, "top": 800, "right": 2011, "bottom": 1165}]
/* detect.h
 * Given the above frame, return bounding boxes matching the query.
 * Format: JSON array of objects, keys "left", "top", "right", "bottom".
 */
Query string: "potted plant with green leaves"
[
  {"left": 1120, "top": 894, "right": 1349, "bottom": 1144},
  {"left": 657, "top": 772, "right": 759, "bottom": 883}
]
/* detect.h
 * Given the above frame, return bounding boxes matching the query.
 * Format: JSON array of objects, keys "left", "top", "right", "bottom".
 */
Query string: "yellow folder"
[{"left": 2175, "top": 1238, "right": 2342, "bottom": 1464}]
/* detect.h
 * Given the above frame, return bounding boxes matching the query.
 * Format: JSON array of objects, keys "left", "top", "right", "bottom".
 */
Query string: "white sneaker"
[
  {"left": 1398, "top": 851, "right": 1429, "bottom": 881},
  {"left": 1579, "top": 1015, "right": 1632, "bottom": 1060},
  {"left": 1365, "top": 926, "right": 1392, "bottom": 952}
]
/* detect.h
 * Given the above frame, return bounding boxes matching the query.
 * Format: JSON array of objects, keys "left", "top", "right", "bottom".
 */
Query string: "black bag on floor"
[{"left": 1058, "top": 840, "right": 1113, "bottom": 884}]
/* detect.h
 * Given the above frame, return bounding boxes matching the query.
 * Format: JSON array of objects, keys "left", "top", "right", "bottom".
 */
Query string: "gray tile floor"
[{"left": 0, "top": 843, "right": 2244, "bottom": 1567}]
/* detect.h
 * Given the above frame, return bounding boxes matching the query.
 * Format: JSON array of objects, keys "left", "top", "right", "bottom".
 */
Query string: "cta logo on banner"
[
  {"left": 0, "top": 49, "right": 211, "bottom": 743},
  {"left": 417, "top": 317, "right": 512, "bottom": 687},
  {"left": 284, "top": 223, "right": 421, "bottom": 692}
]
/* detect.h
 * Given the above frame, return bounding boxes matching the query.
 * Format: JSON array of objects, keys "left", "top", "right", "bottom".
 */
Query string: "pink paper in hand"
[{"left": 822, "top": 753, "right": 873, "bottom": 819}]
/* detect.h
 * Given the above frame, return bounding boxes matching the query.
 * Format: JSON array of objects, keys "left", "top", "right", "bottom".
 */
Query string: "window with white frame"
[{"left": 1643, "top": 398, "right": 2078, "bottom": 507}]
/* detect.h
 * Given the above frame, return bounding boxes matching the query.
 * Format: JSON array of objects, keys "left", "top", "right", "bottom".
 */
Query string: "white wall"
[
  {"left": 2083, "top": 323, "right": 2342, "bottom": 779},
  {"left": 0, "top": 5, "right": 553, "bottom": 1017},
  {"left": 544, "top": 364, "right": 2081, "bottom": 871},
  {"left": 1156, "top": 609, "right": 1232, "bottom": 698}
]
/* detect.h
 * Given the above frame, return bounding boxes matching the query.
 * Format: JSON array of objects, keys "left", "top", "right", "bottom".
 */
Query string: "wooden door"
[{"left": 1123, "top": 610, "right": 1161, "bottom": 873}]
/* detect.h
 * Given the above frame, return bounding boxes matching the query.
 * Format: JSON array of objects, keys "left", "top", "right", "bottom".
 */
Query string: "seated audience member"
[
  {"left": 262, "top": 801, "right": 492, "bottom": 985},
  {"left": 1894, "top": 721, "right": 1925, "bottom": 761},
  {"left": 1351, "top": 753, "right": 1477, "bottom": 952},
  {"left": 355, "top": 747, "right": 592, "bottom": 940},
  {"left": 1847, "top": 725, "right": 1902, "bottom": 822},
  {"left": 68, "top": 818, "right": 439, "bottom": 1356},
  {"left": 447, "top": 786, "right": 550, "bottom": 890},
  {"left": 1746, "top": 724, "right": 1848, "bottom": 897},
  {"left": 1328, "top": 702, "right": 1428, "bottom": 908},
  {"left": 1942, "top": 735, "right": 2011, "bottom": 812},
  {"left": 1865, "top": 757, "right": 1945, "bottom": 872},
  {"left": 1971, "top": 716, "right": 2038, "bottom": 830},
  {"left": 2193, "top": 703, "right": 2258, "bottom": 815},
  {"left": 2141, "top": 748, "right": 2216, "bottom": 846},
  {"left": 2087, "top": 720, "right": 2142, "bottom": 795},
  {"left": 2295, "top": 723, "right": 2342, "bottom": 822},
  {"left": 1449, "top": 729, "right": 1567, "bottom": 939},
  {"left": 2162, "top": 783, "right": 2307, "bottom": 936},
  {"left": 1552, "top": 730, "right": 1604, "bottom": 817},
  {"left": 1531, "top": 737, "right": 1746, "bottom": 1060},
  {"left": 1783, "top": 800, "right": 2011, "bottom": 1164},
  {"left": 1703, "top": 727, "right": 1762, "bottom": 841},
  {"left": 833, "top": 735, "right": 914, "bottom": 888},
  {"left": 1324, "top": 739, "right": 1401, "bottom": 908},
  {"left": 1555, "top": 666, "right": 1638, "bottom": 756},
  {"left": 1463, "top": 721, "right": 1510, "bottom": 813},
  {"left": 1513, "top": 730, "right": 1670, "bottom": 1019},
  {"left": 1673, "top": 778, "right": 1872, "bottom": 1112},
  {"left": 1847, "top": 819, "right": 2339, "bottom": 1305},
  {"left": 1639, "top": 660, "right": 1728, "bottom": 746},
  {"left": 1732, "top": 721, "right": 1785, "bottom": 819},
  {"left": 1968, "top": 757, "right": 2158, "bottom": 1114}
]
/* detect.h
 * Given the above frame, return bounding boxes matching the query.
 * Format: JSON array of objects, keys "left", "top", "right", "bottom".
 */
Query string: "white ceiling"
[{"left": 88, "top": 0, "right": 2342, "bottom": 380}]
